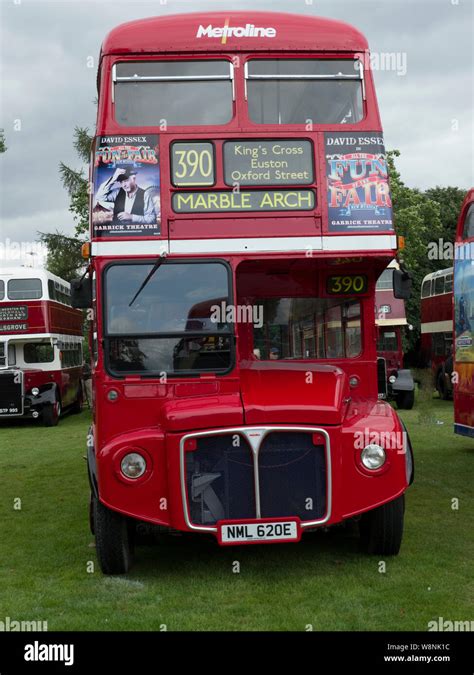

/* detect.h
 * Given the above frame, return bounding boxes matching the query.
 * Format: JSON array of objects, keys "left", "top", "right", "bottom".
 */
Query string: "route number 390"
[
  {"left": 327, "top": 275, "right": 368, "bottom": 295},
  {"left": 171, "top": 142, "right": 215, "bottom": 186}
]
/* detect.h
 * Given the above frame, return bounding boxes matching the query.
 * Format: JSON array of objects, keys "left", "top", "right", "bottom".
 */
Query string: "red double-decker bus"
[
  {"left": 0, "top": 267, "right": 84, "bottom": 425},
  {"left": 454, "top": 189, "right": 474, "bottom": 438},
  {"left": 420, "top": 267, "right": 454, "bottom": 396},
  {"left": 73, "top": 11, "right": 414, "bottom": 573}
]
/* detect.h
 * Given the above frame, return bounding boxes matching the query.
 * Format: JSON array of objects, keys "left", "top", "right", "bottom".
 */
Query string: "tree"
[
  {"left": 424, "top": 186, "right": 466, "bottom": 246},
  {"left": 37, "top": 231, "right": 85, "bottom": 283},
  {"left": 387, "top": 150, "right": 443, "bottom": 359},
  {"left": 39, "top": 126, "right": 93, "bottom": 279}
]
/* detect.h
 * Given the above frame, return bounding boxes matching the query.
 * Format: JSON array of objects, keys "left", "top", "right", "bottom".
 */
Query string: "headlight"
[
  {"left": 31, "top": 387, "right": 40, "bottom": 397},
  {"left": 389, "top": 375, "right": 396, "bottom": 384},
  {"left": 361, "top": 444, "right": 386, "bottom": 470},
  {"left": 120, "top": 452, "right": 146, "bottom": 479}
]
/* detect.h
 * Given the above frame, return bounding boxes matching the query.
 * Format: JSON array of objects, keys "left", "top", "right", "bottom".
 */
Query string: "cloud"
[{"left": 1, "top": 0, "right": 472, "bottom": 267}]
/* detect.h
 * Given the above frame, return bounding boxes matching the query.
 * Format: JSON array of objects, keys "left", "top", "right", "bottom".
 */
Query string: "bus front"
[
  {"left": 0, "top": 268, "right": 83, "bottom": 425},
  {"left": 82, "top": 11, "right": 414, "bottom": 574}
]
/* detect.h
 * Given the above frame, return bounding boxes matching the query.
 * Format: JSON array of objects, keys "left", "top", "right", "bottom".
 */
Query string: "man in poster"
[{"left": 94, "top": 167, "right": 159, "bottom": 227}]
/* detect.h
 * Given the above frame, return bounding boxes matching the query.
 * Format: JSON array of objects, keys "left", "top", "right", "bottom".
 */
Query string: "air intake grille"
[{"left": 184, "top": 430, "right": 327, "bottom": 526}]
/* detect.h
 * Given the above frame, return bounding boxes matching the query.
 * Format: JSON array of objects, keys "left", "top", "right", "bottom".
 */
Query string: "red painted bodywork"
[
  {"left": 420, "top": 292, "right": 453, "bottom": 372},
  {"left": 88, "top": 12, "right": 411, "bottom": 539},
  {"left": 454, "top": 188, "right": 474, "bottom": 437},
  {"left": 0, "top": 300, "right": 82, "bottom": 336}
]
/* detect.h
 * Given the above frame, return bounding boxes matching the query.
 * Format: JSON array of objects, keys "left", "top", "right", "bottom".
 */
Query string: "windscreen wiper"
[{"left": 128, "top": 251, "right": 167, "bottom": 307}]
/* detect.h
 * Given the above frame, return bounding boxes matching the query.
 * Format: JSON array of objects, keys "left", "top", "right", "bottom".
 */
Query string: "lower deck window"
[{"left": 253, "top": 297, "right": 362, "bottom": 360}]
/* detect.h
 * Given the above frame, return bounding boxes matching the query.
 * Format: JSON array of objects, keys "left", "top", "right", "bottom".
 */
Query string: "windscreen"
[{"left": 105, "top": 262, "right": 232, "bottom": 374}]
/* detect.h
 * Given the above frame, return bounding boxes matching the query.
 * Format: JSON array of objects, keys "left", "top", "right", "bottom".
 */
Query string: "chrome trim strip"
[
  {"left": 115, "top": 75, "right": 231, "bottom": 82},
  {"left": 358, "top": 59, "right": 366, "bottom": 100},
  {"left": 179, "top": 425, "right": 332, "bottom": 533},
  {"left": 111, "top": 64, "right": 116, "bottom": 104},
  {"left": 246, "top": 74, "right": 361, "bottom": 80}
]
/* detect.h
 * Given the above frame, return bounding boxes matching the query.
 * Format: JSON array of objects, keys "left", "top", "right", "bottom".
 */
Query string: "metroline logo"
[{"left": 196, "top": 21, "right": 277, "bottom": 44}]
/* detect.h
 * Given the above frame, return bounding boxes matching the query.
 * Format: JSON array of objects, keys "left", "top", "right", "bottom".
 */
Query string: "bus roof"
[
  {"left": 0, "top": 267, "right": 72, "bottom": 289},
  {"left": 101, "top": 11, "right": 369, "bottom": 56},
  {"left": 421, "top": 267, "right": 453, "bottom": 285}
]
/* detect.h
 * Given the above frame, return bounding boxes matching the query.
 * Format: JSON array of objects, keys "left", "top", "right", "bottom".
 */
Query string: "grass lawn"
[{"left": 0, "top": 399, "right": 472, "bottom": 631}]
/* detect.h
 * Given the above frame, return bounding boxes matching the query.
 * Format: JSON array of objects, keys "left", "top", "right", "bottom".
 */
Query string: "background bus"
[
  {"left": 420, "top": 267, "right": 453, "bottom": 398},
  {"left": 454, "top": 188, "right": 474, "bottom": 437},
  {"left": 376, "top": 261, "right": 415, "bottom": 409},
  {"left": 0, "top": 267, "right": 84, "bottom": 426}
]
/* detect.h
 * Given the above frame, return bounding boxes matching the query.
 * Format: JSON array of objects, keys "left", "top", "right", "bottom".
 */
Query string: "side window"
[
  {"left": 421, "top": 279, "right": 432, "bottom": 298},
  {"left": 445, "top": 274, "right": 453, "bottom": 293},
  {"left": 462, "top": 203, "right": 474, "bottom": 240},
  {"left": 0, "top": 280, "right": 4, "bottom": 300},
  {"left": 8, "top": 344, "right": 16, "bottom": 365},
  {"left": 48, "top": 280, "right": 56, "bottom": 301},
  {"left": 434, "top": 276, "right": 445, "bottom": 295}
]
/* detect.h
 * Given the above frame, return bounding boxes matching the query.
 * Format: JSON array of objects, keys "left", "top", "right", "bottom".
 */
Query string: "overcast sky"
[{"left": 1, "top": 0, "right": 473, "bottom": 267}]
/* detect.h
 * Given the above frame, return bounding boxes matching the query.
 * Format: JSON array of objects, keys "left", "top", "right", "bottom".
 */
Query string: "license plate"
[{"left": 218, "top": 518, "right": 300, "bottom": 545}]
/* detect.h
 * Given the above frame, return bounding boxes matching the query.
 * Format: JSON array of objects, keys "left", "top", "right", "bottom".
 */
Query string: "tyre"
[
  {"left": 359, "top": 494, "right": 405, "bottom": 556},
  {"left": 437, "top": 372, "right": 450, "bottom": 400},
  {"left": 93, "top": 496, "right": 133, "bottom": 574},
  {"left": 71, "top": 386, "right": 83, "bottom": 414},
  {"left": 397, "top": 389, "right": 414, "bottom": 410},
  {"left": 42, "top": 397, "right": 61, "bottom": 426}
]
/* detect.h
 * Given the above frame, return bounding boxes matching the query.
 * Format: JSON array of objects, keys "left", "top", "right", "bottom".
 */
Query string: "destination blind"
[
  {"left": 172, "top": 190, "right": 315, "bottom": 213},
  {"left": 223, "top": 140, "right": 313, "bottom": 185}
]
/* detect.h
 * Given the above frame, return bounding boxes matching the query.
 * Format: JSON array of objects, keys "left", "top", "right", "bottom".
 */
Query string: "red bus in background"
[
  {"left": 454, "top": 189, "right": 474, "bottom": 438},
  {"left": 376, "top": 261, "right": 415, "bottom": 409},
  {"left": 0, "top": 267, "right": 84, "bottom": 426},
  {"left": 420, "top": 267, "right": 454, "bottom": 397},
  {"left": 73, "top": 12, "right": 414, "bottom": 574}
]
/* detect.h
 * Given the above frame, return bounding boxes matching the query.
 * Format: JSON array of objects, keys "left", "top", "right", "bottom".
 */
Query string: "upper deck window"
[
  {"left": 7, "top": 278, "right": 42, "bottom": 300},
  {"left": 0, "top": 280, "right": 4, "bottom": 300},
  {"left": 113, "top": 60, "right": 234, "bottom": 126},
  {"left": 246, "top": 59, "right": 364, "bottom": 125}
]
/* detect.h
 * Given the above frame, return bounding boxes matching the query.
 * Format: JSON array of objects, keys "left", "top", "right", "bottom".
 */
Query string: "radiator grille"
[
  {"left": 184, "top": 429, "right": 327, "bottom": 526},
  {"left": 0, "top": 370, "right": 23, "bottom": 416}
]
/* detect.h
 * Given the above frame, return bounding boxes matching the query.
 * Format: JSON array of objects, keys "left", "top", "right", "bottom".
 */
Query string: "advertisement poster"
[
  {"left": 92, "top": 135, "right": 161, "bottom": 237},
  {"left": 454, "top": 251, "right": 474, "bottom": 363},
  {"left": 325, "top": 132, "right": 394, "bottom": 232}
]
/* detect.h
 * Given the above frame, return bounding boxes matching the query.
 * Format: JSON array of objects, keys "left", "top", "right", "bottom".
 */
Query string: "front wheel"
[
  {"left": 359, "top": 494, "right": 405, "bottom": 556},
  {"left": 71, "top": 386, "right": 83, "bottom": 414},
  {"left": 397, "top": 389, "right": 414, "bottom": 410},
  {"left": 437, "top": 372, "right": 450, "bottom": 400},
  {"left": 42, "top": 398, "right": 61, "bottom": 426},
  {"left": 93, "top": 496, "right": 133, "bottom": 574}
]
